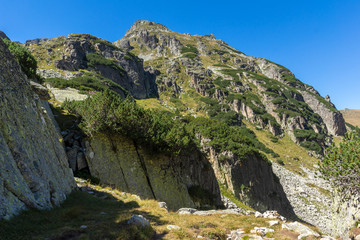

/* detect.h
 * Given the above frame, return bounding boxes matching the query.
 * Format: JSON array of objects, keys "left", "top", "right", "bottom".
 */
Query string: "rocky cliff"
[
  {"left": 26, "top": 34, "right": 158, "bottom": 99},
  {"left": 84, "top": 133, "right": 222, "bottom": 210},
  {"left": 201, "top": 138, "right": 295, "bottom": 218},
  {"left": 0, "top": 38, "right": 75, "bottom": 220}
]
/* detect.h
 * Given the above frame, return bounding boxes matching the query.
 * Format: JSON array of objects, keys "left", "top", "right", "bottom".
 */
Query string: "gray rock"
[
  {"left": 30, "top": 81, "right": 50, "bottom": 100},
  {"left": 300, "top": 90, "right": 346, "bottom": 136},
  {"left": 158, "top": 202, "right": 167, "bottom": 209},
  {"left": 127, "top": 215, "right": 150, "bottom": 228},
  {"left": 0, "top": 39, "right": 75, "bottom": 220},
  {"left": 67, "top": 148, "right": 78, "bottom": 171},
  {"left": 177, "top": 208, "right": 197, "bottom": 215},
  {"left": 76, "top": 152, "right": 87, "bottom": 170},
  {"left": 167, "top": 225, "right": 181, "bottom": 230},
  {"left": 250, "top": 227, "right": 274, "bottom": 236},
  {"left": 282, "top": 221, "right": 320, "bottom": 238}
]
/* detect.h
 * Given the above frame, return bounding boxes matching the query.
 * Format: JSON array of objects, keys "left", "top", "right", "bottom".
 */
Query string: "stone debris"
[
  {"left": 254, "top": 210, "right": 286, "bottom": 221},
  {"left": 158, "top": 202, "right": 168, "bottom": 210},
  {"left": 127, "top": 215, "right": 150, "bottom": 228},
  {"left": 282, "top": 221, "right": 320, "bottom": 239},
  {"left": 320, "top": 236, "right": 336, "bottom": 240},
  {"left": 62, "top": 130, "right": 88, "bottom": 172},
  {"left": 167, "top": 225, "right": 181, "bottom": 230},
  {"left": 177, "top": 208, "right": 197, "bottom": 215},
  {"left": 250, "top": 227, "right": 274, "bottom": 236},
  {"left": 268, "top": 220, "right": 279, "bottom": 227},
  {"left": 272, "top": 162, "right": 333, "bottom": 233},
  {"left": 263, "top": 210, "right": 286, "bottom": 221}
]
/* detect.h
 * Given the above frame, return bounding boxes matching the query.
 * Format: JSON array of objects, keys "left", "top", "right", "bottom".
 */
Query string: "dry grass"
[
  {"left": 340, "top": 109, "right": 360, "bottom": 127},
  {"left": 0, "top": 178, "right": 323, "bottom": 240}
]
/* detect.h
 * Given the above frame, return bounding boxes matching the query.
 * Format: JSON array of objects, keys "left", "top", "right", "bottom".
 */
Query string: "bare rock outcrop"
[
  {"left": 84, "top": 133, "right": 222, "bottom": 210},
  {"left": 300, "top": 90, "right": 346, "bottom": 136},
  {"left": 0, "top": 39, "right": 75, "bottom": 220}
]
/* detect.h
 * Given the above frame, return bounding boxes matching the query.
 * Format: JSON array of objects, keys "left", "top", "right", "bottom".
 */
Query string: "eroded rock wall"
[
  {"left": 300, "top": 90, "right": 346, "bottom": 136},
  {"left": 201, "top": 139, "right": 295, "bottom": 218},
  {"left": 0, "top": 39, "right": 75, "bottom": 220},
  {"left": 84, "top": 133, "right": 222, "bottom": 210}
]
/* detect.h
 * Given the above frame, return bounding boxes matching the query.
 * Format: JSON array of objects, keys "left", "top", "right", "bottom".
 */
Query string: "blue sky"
[{"left": 1, "top": 0, "right": 359, "bottom": 109}]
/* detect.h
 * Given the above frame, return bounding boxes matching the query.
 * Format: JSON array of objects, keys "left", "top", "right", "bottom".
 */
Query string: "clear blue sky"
[{"left": 1, "top": 0, "right": 359, "bottom": 109}]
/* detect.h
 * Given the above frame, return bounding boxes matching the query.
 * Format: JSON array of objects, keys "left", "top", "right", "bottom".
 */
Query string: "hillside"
[
  {"left": 340, "top": 109, "right": 360, "bottom": 127},
  {"left": 0, "top": 20, "right": 354, "bottom": 238}
]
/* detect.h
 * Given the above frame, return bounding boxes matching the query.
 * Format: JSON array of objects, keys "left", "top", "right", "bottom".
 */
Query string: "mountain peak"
[{"left": 126, "top": 20, "right": 171, "bottom": 36}]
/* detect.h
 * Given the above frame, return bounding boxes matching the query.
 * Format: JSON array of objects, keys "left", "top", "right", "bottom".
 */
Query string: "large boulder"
[{"left": 0, "top": 39, "right": 75, "bottom": 220}]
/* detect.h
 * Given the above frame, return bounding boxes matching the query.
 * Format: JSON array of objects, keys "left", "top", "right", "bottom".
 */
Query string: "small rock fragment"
[
  {"left": 128, "top": 215, "right": 150, "bottom": 228},
  {"left": 167, "top": 225, "right": 181, "bottom": 230}
]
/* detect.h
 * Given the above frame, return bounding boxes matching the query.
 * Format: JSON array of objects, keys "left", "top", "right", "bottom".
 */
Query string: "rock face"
[
  {"left": 202, "top": 140, "right": 295, "bottom": 218},
  {"left": 26, "top": 34, "right": 158, "bottom": 99},
  {"left": 84, "top": 133, "right": 222, "bottom": 210},
  {"left": 331, "top": 193, "right": 360, "bottom": 239},
  {"left": 0, "top": 39, "right": 75, "bottom": 220},
  {"left": 300, "top": 90, "right": 346, "bottom": 136}
]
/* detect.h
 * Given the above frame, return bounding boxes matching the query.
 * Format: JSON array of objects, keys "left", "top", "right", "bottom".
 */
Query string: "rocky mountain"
[
  {"left": 0, "top": 38, "right": 75, "bottom": 220},
  {"left": 16, "top": 21, "right": 356, "bottom": 237},
  {"left": 117, "top": 20, "right": 346, "bottom": 155}
]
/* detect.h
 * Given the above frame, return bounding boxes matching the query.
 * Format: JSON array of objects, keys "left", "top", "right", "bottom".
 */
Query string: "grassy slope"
[
  {"left": 0, "top": 178, "right": 321, "bottom": 240},
  {"left": 244, "top": 120, "right": 319, "bottom": 175},
  {"left": 341, "top": 109, "right": 360, "bottom": 127}
]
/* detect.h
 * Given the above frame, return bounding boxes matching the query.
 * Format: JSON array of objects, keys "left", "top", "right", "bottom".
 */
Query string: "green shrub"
[
  {"left": 44, "top": 73, "right": 127, "bottom": 94},
  {"left": 276, "top": 159, "right": 285, "bottom": 165},
  {"left": 182, "top": 52, "right": 198, "bottom": 59},
  {"left": 86, "top": 53, "right": 125, "bottom": 72},
  {"left": 3, "top": 38, "right": 37, "bottom": 79},
  {"left": 63, "top": 90, "right": 194, "bottom": 155},
  {"left": 300, "top": 141, "right": 322, "bottom": 154},
  {"left": 181, "top": 44, "right": 198, "bottom": 54},
  {"left": 319, "top": 132, "right": 360, "bottom": 194},
  {"left": 294, "top": 129, "right": 324, "bottom": 141},
  {"left": 213, "top": 77, "right": 231, "bottom": 89},
  {"left": 186, "top": 116, "right": 273, "bottom": 162}
]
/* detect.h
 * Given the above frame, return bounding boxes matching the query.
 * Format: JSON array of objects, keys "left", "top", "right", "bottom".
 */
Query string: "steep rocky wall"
[
  {"left": 300, "top": 90, "right": 346, "bottom": 136},
  {"left": 201, "top": 139, "right": 295, "bottom": 218},
  {"left": 0, "top": 39, "right": 75, "bottom": 220},
  {"left": 84, "top": 133, "right": 222, "bottom": 210}
]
